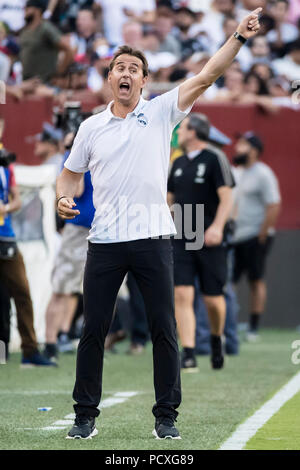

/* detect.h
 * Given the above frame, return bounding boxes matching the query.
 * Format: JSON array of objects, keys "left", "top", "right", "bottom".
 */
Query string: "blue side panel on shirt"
[
  {"left": 63, "top": 151, "right": 95, "bottom": 229},
  {"left": 0, "top": 166, "right": 15, "bottom": 239}
]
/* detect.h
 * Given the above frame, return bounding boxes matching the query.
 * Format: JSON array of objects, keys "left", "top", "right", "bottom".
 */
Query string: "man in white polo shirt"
[{"left": 57, "top": 8, "right": 262, "bottom": 440}]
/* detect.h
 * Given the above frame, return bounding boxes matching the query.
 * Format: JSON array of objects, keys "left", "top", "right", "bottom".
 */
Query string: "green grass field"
[
  {"left": 246, "top": 391, "right": 300, "bottom": 450},
  {"left": 0, "top": 329, "right": 299, "bottom": 450}
]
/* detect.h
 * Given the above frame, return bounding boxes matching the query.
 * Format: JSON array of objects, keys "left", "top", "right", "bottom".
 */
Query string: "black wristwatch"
[{"left": 233, "top": 31, "right": 247, "bottom": 44}]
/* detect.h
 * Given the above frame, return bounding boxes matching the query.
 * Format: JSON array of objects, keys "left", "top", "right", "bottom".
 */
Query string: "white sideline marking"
[
  {"left": 99, "top": 397, "right": 127, "bottom": 408},
  {"left": 219, "top": 371, "right": 300, "bottom": 450},
  {"left": 39, "top": 391, "right": 139, "bottom": 431},
  {"left": 53, "top": 420, "right": 74, "bottom": 426},
  {"left": 40, "top": 426, "right": 66, "bottom": 431},
  {"left": 114, "top": 391, "right": 139, "bottom": 398},
  {"left": 0, "top": 390, "right": 117, "bottom": 395}
]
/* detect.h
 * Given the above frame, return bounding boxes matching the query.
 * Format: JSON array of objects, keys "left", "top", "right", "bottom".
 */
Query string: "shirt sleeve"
[
  {"left": 260, "top": 169, "right": 281, "bottom": 205},
  {"left": 211, "top": 151, "right": 235, "bottom": 190},
  {"left": 43, "top": 21, "right": 62, "bottom": 47},
  {"left": 64, "top": 123, "right": 90, "bottom": 173},
  {"left": 158, "top": 86, "right": 193, "bottom": 129}
]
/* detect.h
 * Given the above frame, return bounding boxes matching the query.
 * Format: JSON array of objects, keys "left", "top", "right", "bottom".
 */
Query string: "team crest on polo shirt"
[
  {"left": 197, "top": 163, "right": 206, "bottom": 177},
  {"left": 194, "top": 163, "right": 206, "bottom": 183},
  {"left": 137, "top": 113, "right": 148, "bottom": 127},
  {"left": 174, "top": 168, "right": 183, "bottom": 177}
]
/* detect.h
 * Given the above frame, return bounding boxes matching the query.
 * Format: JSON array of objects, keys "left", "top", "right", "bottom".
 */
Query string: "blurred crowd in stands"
[
  {"left": 0, "top": 1, "right": 290, "bottom": 365},
  {"left": 0, "top": 0, "right": 300, "bottom": 110}
]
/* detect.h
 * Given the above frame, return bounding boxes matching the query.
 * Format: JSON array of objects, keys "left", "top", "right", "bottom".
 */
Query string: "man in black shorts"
[
  {"left": 167, "top": 114, "right": 235, "bottom": 371},
  {"left": 232, "top": 132, "right": 281, "bottom": 341}
]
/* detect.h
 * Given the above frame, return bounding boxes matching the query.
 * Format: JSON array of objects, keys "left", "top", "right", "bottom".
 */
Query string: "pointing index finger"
[{"left": 251, "top": 7, "right": 263, "bottom": 17}]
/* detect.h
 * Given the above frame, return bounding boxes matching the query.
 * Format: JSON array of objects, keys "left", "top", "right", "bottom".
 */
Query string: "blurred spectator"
[
  {"left": 174, "top": 6, "right": 209, "bottom": 59},
  {"left": 0, "top": 21, "right": 22, "bottom": 85},
  {"left": 269, "top": 75, "right": 291, "bottom": 100},
  {"left": 0, "top": 50, "right": 10, "bottom": 81},
  {"left": 268, "top": 75, "right": 299, "bottom": 109},
  {"left": 63, "top": 0, "right": 95, "bottom": 32},
  {"left": 0, "top": 0, "right": 297, "bottom": 107},
  {"left": 122, "top": 20, "right": 143, "bottom": 48},
  {"left": 272, "top": 38, "right": 300, "bottom": 80},
  {"left": 248, "top": 35, "right": 271, "bottom": 64},
  {"left": 244, "top": 70, "right": 269, "bottom": 95},
  {"left": 34, "top": 122, "right": 64, "bottom": 176},
  {"left": 87, "top": 41, "right": 113, "bottom": 93},
  {"left": 0, "top": 21, "right": 20, "bottom": 58},
  {"left": 95, "top": 0, "right": 156, "bottom": 47},
  {"left": 0, "top": 0, "right": 26, "bottom": 33},
  {"left": 68, "top": 7, "right": 101, "bottom": 62},
  {"left": 267, "top": 0, "right": 299, "bottom": 57},
  {"left": 19, "top": 0, "right": 74, "bottom": 82},
  {"left": 250, "top": 62, "right": 274, "bottom": 81},
  {"left": 211, "top": 63, "right": 278, "bottom": 112},
  {"left": 155, "top": 11, "right": 181, "bottom": 58},
  {"left": 143, "top": 29, "right": 177, "bottom": 75},
  {"left": 213, "top": 66, "right": 245, "bottom": 101},
  {"left": 189, "top": 0, "right": 237, "bottom": 52}
]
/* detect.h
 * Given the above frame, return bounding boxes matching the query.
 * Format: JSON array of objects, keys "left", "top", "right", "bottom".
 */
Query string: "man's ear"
[{"left": 141, "top": 75, "right": 148, "bottom": 89}]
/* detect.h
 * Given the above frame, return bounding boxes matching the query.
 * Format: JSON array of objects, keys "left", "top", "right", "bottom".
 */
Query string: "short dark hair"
[
  {"left": 26, "top": 0, "right": 47, "bottom": 12},
  {"left": 288, "top": 38, "right": 300, "bottom": 53},
  {"left": 277, "top": 0, "right": 289, "bottom": 6},
  {"left": 109, "top": 45, "right": 149, "bottom": 77},
  {"left": 244, "top": 71, "right": 269, "bottom": 96},
  {"left": 78, "top": 7, "right": 97, "bottom": 20},
  {"left": 187, "top": 113, "right": 210, "bottom": 141}
]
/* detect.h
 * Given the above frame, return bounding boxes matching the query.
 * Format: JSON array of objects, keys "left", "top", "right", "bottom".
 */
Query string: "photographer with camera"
[
  {"left": 43, "top": 103, "right": 95, "bottom": 362},
  {"left": 0, "top": 144, "right": 55, "bottom": 365}
]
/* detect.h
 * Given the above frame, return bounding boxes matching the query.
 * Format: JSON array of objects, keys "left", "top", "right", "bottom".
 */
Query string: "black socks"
[{"left": 249, "top": 312, "right": 261, "bottom": 332}]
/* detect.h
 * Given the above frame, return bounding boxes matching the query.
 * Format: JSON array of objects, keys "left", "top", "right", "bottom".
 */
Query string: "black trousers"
[
  {"left": 73, "top": 238, "right": 181, "bottom": 420},
  {"left": 127, "top": 271, "right": 149, "bottom": 346}
]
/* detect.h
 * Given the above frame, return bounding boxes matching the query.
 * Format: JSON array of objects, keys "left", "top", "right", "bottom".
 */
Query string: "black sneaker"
[
  {"left": 21, "top": 351, "right": 57, "bottom": 367},
  {"left": 66, "top": 415, "right": 98, "bottom": 439},
  {"left": 44, "top": 343, "right": 58, "bottom": 363},
  {"left": 210, "top": 335, "right": 224, "bottom": 370},
  {"left": 152, "top": 417, "right": 181, "bottom": 440},
  {"left": 181, "top": 350, "right": 198, "bottom": 373}
]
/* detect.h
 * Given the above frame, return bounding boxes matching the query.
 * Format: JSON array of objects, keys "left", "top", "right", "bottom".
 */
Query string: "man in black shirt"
[{"left": 167, "top": 113, "right": 235, "bottom": 371}]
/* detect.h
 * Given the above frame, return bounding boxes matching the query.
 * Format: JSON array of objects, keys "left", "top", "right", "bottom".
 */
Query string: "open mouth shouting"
[{"left": 119, "top": 81, "right": 131, "bottom": 94}]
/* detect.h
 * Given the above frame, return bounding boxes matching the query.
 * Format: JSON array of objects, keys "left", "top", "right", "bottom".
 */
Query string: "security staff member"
[
  {"left": 57, "top": 7, "right": 262, "bottom": 440},
  {"left": 167, "top": 113, "right": 235, "bottom": 371},
  {"left": 232, "top": 132, "right": 281, "bottom": 341}
]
